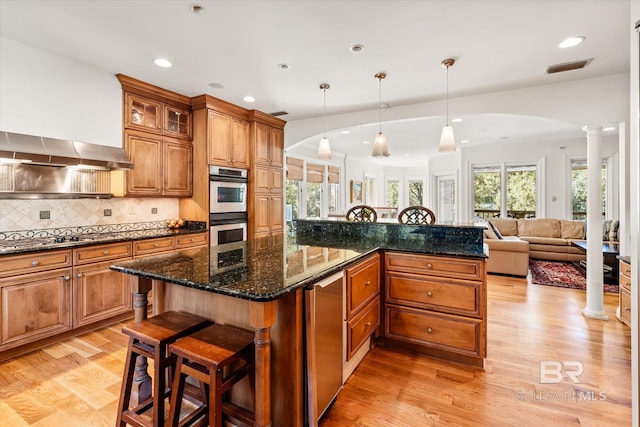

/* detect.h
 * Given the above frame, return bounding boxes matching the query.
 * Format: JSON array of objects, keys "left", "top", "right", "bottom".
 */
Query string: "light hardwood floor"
[{"left": 0, "top": 275, "right": 631, "bottom": 426}]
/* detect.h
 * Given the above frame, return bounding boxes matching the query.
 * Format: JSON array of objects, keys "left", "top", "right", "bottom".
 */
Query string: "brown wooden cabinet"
[
  {"left": 118, "top": 74, "right": 193, "bottom": 198},
  {"left": 617, "top": 258, "right": 631, "bottom": 327},
  {"left": 383, "top": 252, "right": 487, "bottom": 368},
  {"left": 206, "top": 110, "right": 250, "bottom": 168}
]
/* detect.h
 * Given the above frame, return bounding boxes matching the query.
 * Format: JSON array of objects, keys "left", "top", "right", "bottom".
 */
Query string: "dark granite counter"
[
  {"left": 0, "top": 221, "right": 207, "bottom": 255},
  {"left": 110, "top": 236, "right": 375, "bottom": 302}
]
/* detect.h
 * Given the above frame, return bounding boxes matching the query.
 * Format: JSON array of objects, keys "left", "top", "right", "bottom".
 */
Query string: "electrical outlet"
[
  {"left": 151, "top": 207, "right": 158, "bottom": 214},
  {"left": 39, "top": 210, "right": 50, "bottom": 220},
  {"left": 104, "top": 209, "right": 112, "bottom": 216}
]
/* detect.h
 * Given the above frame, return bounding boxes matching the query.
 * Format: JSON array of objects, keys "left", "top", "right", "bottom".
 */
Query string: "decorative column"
[{"left": 582, "top": 125, "right": 608, "bottom": 320}]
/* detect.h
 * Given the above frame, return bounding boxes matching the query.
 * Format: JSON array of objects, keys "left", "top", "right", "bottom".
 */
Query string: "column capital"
[{"left": 582, "top": 125, "right": 604, "bottom": 135}]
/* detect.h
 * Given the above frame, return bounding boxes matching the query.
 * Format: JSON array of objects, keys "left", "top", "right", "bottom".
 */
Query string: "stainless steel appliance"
[
  {"left": 210, "top": 240, "right": 247, "bottom": 274},
  {"left": 209, "top": 219, "right": 247, "bottom": 246},
  {"left": 209, "top": 165, "right": 247, "bottom": 214},
  {"left": 305, "top": 272, "right": 344, "bottom": 426}
]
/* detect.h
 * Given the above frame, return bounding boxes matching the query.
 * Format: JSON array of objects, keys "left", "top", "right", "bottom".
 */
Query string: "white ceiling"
[{"left": 0, "top": 0, "right": 630, "bottom": 165}]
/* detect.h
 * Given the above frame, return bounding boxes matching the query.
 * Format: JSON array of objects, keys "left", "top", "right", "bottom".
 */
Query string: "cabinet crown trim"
[{"left": 117, "top": 74, "right": 191, "bottom": 108}]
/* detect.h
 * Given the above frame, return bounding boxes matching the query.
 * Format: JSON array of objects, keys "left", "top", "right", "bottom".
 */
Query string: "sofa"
[{"left": 482, "top": 218, "right": 618, "bottom": 277}]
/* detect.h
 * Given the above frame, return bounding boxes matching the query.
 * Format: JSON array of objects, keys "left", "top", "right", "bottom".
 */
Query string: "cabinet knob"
[
  {"left": 32, "top": 260, "right": 39, "bottom": 266},
  {"left": 191, "top": 238, "right": 195, "bottom": 242},
  {"left": 427, "top": 327, "right": 433, "bottom": 334},
  {"left": 77, "top": 273, "right": 82, "bottom": 278},
  {"left": 426, "top": 263, "right": 433, "bottom": 269},
  {"left": 154, "top": 243, "right": 159, "bottom": 248},
  {"left": 64, "top": 275, "right": 70, "bottom": 281},
  {"left": 427, "top": 291, "right": 433, "bottom": 297},
  {"left": 103, "top": 250, "right": 109, "bottom": 255},
  {"left": 365, "top": 322, "right": 371, "bottom": 327},
  {"left": 365, "top": 280, "right": 370, "bottom": 286}
]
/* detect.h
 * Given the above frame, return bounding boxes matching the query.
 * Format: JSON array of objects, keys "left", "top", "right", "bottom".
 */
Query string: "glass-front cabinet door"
[
  {"left": 164, "top": 105, "right": 192, "bottom": 140},
  {"left": 125, "top": 94, "right": 162, "bottom": 134}
]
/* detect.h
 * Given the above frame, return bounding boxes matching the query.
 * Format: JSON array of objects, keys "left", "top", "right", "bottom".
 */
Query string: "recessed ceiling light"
[
  {"left": 451, "top": 118, "right": 463, "bottom": 123},
  {"left": 243, "top": 96, "right": 256, "bottom": 103},
  {"left": 153, "top": 58, "right": 172, "bottom": 68},
  {"left": 349, "top": 44, "right": 365, "bottom": 53},
  {"left": 341, "top": 130, "right": 350, "bottom": 134},
  {"left": 189, "top": 3, "right": 207, "bottom": 14},
  {"left": 558, "top": 36, "right": 585, "bottom": 48},
  {"left": 362, "top": 140, "right": 371, "bottom": 144},
  {"left": 603, "top": 126, "right": 616, "bottom": 131},
  {"left": 277, "top": 63, "right": 291, "bottom": 70},
  {"left": 461, "top": 139, "right": 469, "bottom": 143},
  {"left": 208, "top": 82, "right": 224, "bottom": 89}
]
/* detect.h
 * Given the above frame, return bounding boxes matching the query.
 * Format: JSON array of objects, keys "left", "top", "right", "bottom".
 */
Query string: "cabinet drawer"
[
  {"left": 620, "top": 287, "right": 631, "bottom": 325},
  {"left": 74, "top": 242, "right": 133, "bottom": 265},
  {"left": 385, "top": 252, "right": 483, "bottom": 281},
  {"left": 0, "top": 250, "right": 72, "bottom": 278},
  {"left": 620, "top": 260, "right": 631, "bottom": 279},
  {"left": 620, "top": 269, "right": 631, "bottom": 291},
  {"left": 346, "top": 254, "right": 380, "bottom": 317},
  {"left": 134, "top": 237, "right": 175, "bottom": 256},
  {"left": 385, "top": 305, "right": 481, "bottom": 356},
  {"left": 386, "top": 272, "right": 480, "bottom": 316},
  {"left": 347, "top": 298, "right": 380, "bottom": 361},
  {"left": 176, "top": 232, "right": 208, "bottom": 249}
]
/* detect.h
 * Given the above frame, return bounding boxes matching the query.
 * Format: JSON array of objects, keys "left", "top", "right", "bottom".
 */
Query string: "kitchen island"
[{"left": 110, "top": 223, "right": 487, "bottom": 426}]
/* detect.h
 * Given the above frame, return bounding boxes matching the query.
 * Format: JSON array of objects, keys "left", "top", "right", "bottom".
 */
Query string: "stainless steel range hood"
[{"left": 0, "top": 131, "right": 133, "bottom": 170}]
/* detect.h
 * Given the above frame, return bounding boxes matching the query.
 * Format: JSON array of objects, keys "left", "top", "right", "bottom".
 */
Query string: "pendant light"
[
  {"left": 371, "top": 72, "right": 390, "bottom": 157},
  {"left": 439, "top": 58, "right": 457, "bottom": 153},
  {"left": 317, "top": 83, "right": 331, "bottom": 160}
]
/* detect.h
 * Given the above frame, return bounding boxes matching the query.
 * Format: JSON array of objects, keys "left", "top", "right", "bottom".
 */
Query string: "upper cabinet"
[
  {"left": 117, "top": 74, "right": 193, "bottom": 197},
  {"left": 206, "top": 110, "right": 249, "bottom": 169},
  {"left": 255, "top": 123, "right": 283, "bottom": 168}
]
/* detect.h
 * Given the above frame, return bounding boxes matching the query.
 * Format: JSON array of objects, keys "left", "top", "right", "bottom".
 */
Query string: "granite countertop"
[
  {"left": 0, "top": 221, "right": 207, "bottom": 256},
  {"left": 110, "top": 236, "right": 376, "bottom": 302}
]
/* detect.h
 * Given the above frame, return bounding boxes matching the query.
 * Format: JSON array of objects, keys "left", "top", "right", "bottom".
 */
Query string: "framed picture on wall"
[{"left": 350, "top": 180, "right": 363, "bottom": 203}]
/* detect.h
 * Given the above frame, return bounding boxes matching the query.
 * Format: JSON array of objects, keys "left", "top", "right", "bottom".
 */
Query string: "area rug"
[{"left": 529, "top": 260, "right": 619, "bottom": 293}]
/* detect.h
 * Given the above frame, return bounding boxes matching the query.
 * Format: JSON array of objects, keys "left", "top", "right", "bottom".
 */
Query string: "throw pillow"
[
  {"left": 488, "top": 221, "right": 504, "bottom": 240},
  {"left": 608, "top": 219, "right": 619, "bottom": 242}
]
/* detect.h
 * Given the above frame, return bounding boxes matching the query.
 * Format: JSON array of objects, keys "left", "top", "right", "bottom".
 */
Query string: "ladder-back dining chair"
[
  {"left": 345, "top": 205, "right": 378, "bottom": 222},
  {"left": 398, "top": 206, "right": 436, "bottom": 225}
]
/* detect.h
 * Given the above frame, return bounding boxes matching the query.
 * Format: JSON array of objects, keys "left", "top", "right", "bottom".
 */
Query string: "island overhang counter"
[{"left": 110, "top": 225, "right": 487, "bottom": 427}]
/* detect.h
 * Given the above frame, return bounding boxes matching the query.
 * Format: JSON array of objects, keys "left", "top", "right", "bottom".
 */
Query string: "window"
[
  {"left": 306, "top": 163, "right": 324, "bottom": 219},
  {"left": 473, "top": 163, "right": 538, "bottom": 219},
  {"left": 385, "top": 179, "right": 399, "bottom": 208},
  {"left": 328, "top": 166, "right": 340, "bottom": 214},
  {"left": 363, "top": 175, "right": 376, "bottom": 205},
  {"left": 436, "top": 175, "right": 456, "bottom": 224},
  {"left": 506, "top": 165, "right": 536, "bottom": 219},
  {"left": 407, "top": 179, "right": 424, "bottom": 206},
  {"left": 285, "top": 157, "right": 304, "bottom": 235},
  {"left": 473, "top": 166, "right": 501, "bottom": 218},
  {"left": 571, "top": 159, "right": 606, "bottom": 219}
]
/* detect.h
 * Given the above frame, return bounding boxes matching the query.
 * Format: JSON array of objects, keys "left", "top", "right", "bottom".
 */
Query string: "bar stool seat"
[
  {"left": 116, "top": 310, "right": 212, "bottom": 427},
  {"left": 168, "top": 323, "right": 256, "bottom": 427}
]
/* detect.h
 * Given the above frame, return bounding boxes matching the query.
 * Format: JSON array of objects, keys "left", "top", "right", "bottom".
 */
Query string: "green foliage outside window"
[
  {"left": 474, "top": 169, "right": 501, "bottom": 212},
  {"left": 571, "top": 163, "right": 606, "bottom": 219},
  {"left": 506, "top": 167, "right": 536, "bottom": 212},
  {"left": 408, "top": 181, "right": 423, "bottom": 206},
  {"left": 386, "top": 180, "right": 399, "bottom": 207},
  {"left": 306, "top": 182, "right": 321, "bottom": 218}
]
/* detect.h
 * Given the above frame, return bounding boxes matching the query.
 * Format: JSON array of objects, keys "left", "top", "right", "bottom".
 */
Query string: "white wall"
[{"left": 0, "top": 36, "right": 122, "bottom": 147}]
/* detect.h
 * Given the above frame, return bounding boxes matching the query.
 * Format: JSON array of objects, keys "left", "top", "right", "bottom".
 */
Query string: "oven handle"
[{"left": 209, "top": 175, "right": 248, "bottom": 184}]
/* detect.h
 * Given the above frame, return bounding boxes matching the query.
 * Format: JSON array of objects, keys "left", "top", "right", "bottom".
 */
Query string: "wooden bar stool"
[
  {"left": 116, "top": 310, "right": 212, "bottom": 427},
  {"left": 168, "top": 323, "right": 256, "bottom": 427}
]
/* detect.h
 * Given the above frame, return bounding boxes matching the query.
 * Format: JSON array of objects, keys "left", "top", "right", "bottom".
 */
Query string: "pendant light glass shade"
[
  {"left": 438, "top": 58, "right": 457, "bottom": 153},
  {"left": 317, "top": 83, "right": 331, "bottom": 160},
  {"left": 372, "top": 72, "right": 390, "bottom": 157}
]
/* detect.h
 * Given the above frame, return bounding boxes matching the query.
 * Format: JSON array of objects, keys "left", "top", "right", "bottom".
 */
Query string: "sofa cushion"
[
  {"left": 519, "top": 236, "right": 571, "bottom": 246},
  {"left": 560, "top": 220, "right": 585, "bottom": 239},
  {"left": 517, "top": 218, "right": 561, "bottom": 238},
  {"left": 486, "top": 236, "right": 529, "bottom": 253},
  {"left": 488, "top": 218, "right": 518, "bottom": 236}
]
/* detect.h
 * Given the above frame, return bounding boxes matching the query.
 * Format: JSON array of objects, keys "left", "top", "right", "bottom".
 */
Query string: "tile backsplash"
[{"left": 0, "top": 198, "right": 179, "bottom": 232}]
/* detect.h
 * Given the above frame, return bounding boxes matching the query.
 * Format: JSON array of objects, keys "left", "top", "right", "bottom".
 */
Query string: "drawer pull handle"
[
  {"left": 426, "top": 263, "right": 433, "bottom": 269},
  {"left": 427, "top": 327, "right": 433, "bottom": 334},
  {"left": 103, "top": 250, "right": 109, "bottom": 255},
  {"left": 365, "top": 322, "right": 371, "bottom": 327},
  {"left": 64, "top": 275, "right": 70, "bottom": 281},
  {"left": 365, "top": 280, "right": 370, "bottom": 286},
  {"left": 77, "top": 273, "right": 82, "bottom": 278},
  {"left": 427, "top": 291, "right": 433, "bottom": 297},
  {"left": 625, "top": 306, "right": 631, "bottom": 311},
  {"left": 32, "top": 261, "right": 39, "bottom": 266}
]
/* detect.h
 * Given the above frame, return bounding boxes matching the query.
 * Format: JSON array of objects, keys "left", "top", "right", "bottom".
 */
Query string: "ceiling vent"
[
  {"left": 270, "top": 111, "right": 288, "bottom": 117},
  {"left": 546, "top": 58, "right": 593, "bottom": 74}
]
